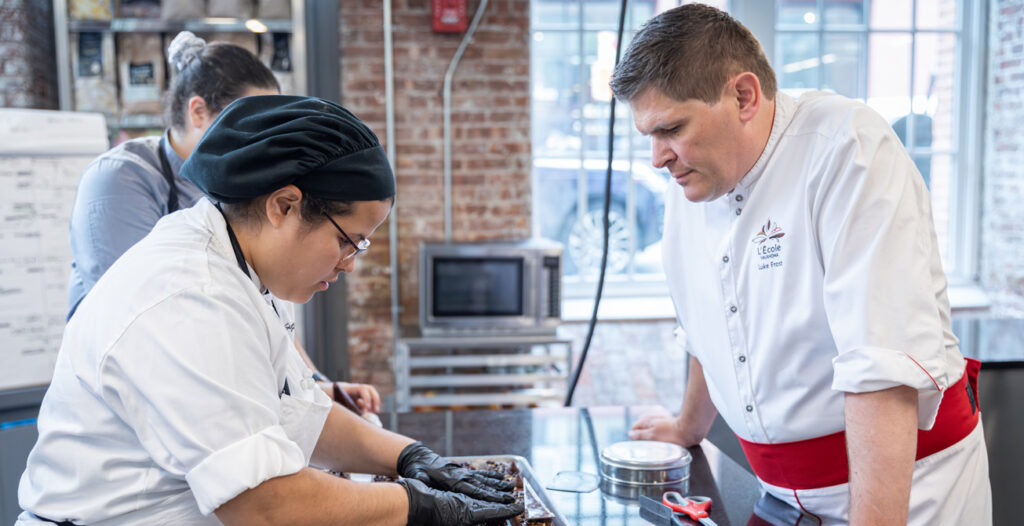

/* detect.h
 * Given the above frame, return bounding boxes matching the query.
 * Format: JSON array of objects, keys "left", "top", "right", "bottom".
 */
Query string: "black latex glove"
[
  {"left": 397, "top": 442, "right": 516, "bottom": 503},
  {"left": 398, "top": 478, "right": 524, "bottom": 526}
]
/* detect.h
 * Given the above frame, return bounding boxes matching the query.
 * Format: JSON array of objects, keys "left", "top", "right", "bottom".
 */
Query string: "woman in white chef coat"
[
  {"left": 67, "top": 30, "right": 382, "bottom": 415},
  {"left": 18, "top": 95, "right": 523, "bottom": 526}
]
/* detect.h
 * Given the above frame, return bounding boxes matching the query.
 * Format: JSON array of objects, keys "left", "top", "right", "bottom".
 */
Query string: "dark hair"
[
  {"left": 610, "top": 3, "right": 777, "bottom": 104},
  {"left": 221, "top": 196, "right": 354, "bottom": 229},
  {"left": 221, "top": 194, "right": 394, "bottom": 230},
  {"left": 163, "top": 42, "right": 280, "bottom": 131}
]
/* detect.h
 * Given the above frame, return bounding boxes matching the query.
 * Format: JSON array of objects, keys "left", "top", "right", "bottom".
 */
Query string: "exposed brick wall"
[
  {"left": 0, "top": 0, "right": 57, "bottom": 109},
  {"left": 984, "top": 0, "right": 1024, "bottom": 316},
  {"left": 340, "top": 0, "right": 532, "bottom": 393}
]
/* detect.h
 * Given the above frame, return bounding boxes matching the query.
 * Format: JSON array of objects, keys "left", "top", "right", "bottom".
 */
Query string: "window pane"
[
  {"left": 924, "top": 153, "right": 954, "bottom": 264},
  {"left": 914, "top": 32, "right": 957, "bottom": 151},
  {"left": 628, "top": 1, "right": 657, "bottom": 28},
  {"left": 531, "top": 0, "right": 580, "bottom": 30},
  {"left": 777, "top": 32, "right": 819, "bottom": 93},
  {"left": 627, "top": 147, "right": 668, "bottom": 276},
  {"left": 571, "top": 158, "right": 632, "bottom": 276},
  {"left": 583, "top": 0, "right": 658, "bottom": 31},
  {"left": 870, "top": 0, "right": 913, "bottom": 29},
  {"left": 531, "top": 31, "right": 581, "bottom": 158},
  {"left": 916, "top": 0, "right": 958, "bottom": 30},
  {"left": 533, "top": 157, "right": 583, "bottom": 267},
  {"left": 823, "top": 33, "right": 863, "bottom": 98},
  {"left": 824, "top": 0, "right": 865, "bottom": 26},
  {"left": 867, "top": 33, "right": 911, "bottom": 124},
  {"left": 778, "top": 0, "right": 819, "bottom": 26},
  {"left": 582, "top": 31, "right": 615, "bottom": 154}
]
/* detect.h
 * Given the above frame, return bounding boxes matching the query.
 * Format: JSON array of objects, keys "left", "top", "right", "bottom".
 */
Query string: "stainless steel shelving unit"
[{"left": 394, "top": 331, "right": 574, "bottom": 411}]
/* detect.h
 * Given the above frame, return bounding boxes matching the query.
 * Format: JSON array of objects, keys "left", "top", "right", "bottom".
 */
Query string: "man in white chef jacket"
[{"left": 611, "top": 5, "right": 991, "bottom": 525}]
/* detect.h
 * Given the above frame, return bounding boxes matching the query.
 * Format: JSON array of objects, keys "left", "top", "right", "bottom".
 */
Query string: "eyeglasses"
[{"left": 322, "top": 212, "right": 370, "bottom": 261}]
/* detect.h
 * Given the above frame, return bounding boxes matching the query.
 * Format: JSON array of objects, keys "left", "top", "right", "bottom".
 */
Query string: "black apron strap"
[
  {"left": 158, "top": 134, "right": 180, "bottom": 213},
  {"left": 213, "top": 203, "right": 280, "bottom": 317},
  {"left": 214, "top": 203, "right": 251, "bottom": 279}
]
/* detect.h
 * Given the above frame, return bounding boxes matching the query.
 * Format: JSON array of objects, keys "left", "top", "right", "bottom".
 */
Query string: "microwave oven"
[{"left": 418, "top": 239, "right": 563, "bottom": 336}]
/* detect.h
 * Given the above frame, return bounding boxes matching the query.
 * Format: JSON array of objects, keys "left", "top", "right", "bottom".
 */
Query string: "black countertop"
[{"left": 383, "top": 406, "right": 812, "bottom": 526}]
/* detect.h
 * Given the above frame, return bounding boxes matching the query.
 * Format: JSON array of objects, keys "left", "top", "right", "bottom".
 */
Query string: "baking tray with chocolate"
[{"left": 450, "top": 455, "right": 568, "bottom": 526}]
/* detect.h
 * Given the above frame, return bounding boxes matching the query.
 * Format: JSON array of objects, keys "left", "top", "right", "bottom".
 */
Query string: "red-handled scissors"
[{"left": 663, "top": 491, "right": 716, "bottom": 526}]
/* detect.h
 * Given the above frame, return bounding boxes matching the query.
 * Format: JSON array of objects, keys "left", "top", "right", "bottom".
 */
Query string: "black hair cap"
[{"left": 180, "top": 95, "right": 395, "bottom": 204}]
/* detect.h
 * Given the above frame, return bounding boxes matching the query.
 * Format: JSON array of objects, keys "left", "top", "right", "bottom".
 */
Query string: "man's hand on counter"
[
  {"left": 629, "top": 414, "right": 695, "bottom": 445},
  {"left": 397, "top": 442, "right": 516, "bottom": 502},
  {"left": 398, "top": 478, "right": 524, "bottom": 526},
  {"left": 630, "top": 355, "right": 718, "bottom": 447}
]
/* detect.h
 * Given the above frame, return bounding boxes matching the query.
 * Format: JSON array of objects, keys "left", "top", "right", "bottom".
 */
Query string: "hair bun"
[{"left": 167, "top": 31, "right": 207, "bottom": 72}]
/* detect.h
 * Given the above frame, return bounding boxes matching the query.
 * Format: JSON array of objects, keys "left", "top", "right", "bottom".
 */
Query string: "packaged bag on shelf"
[
  {"left": 256, "top": 0, "right": 290, "bottom": 19},
  {"left": 260, "top": 32, "right": 294, "bottom": 95},
  {"left": 196, "top": 32, "right": 259, "bottom": 56},
  {"left": 71, "top": 32, "right": 118, "bottom": 117},
  {"left": 119, "top": 0, "right": 161, "bottom": 17},
  {"left": 69, "top": 0, "right": 113, "bottom": 20},
  {"left": 161, "top": 0, "right": 206, "bottom": 19},
  {"left": 118, "top": 33, "right": 165, "bottom": 115},
  {"left": 207, "top": 0, "right": 253, "bottom": 19}
]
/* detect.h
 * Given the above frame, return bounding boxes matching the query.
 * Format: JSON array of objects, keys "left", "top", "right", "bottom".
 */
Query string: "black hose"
[{"left": 564, "top": 0, "right": 629, "bottom": 406}]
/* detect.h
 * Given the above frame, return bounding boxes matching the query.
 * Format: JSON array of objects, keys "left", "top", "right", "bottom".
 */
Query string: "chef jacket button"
[
  {"left": 722, "top": 255, "right": 730, "bottom": 263},
  {"left": 745, "top": 405, "right": 753, "bottom": 412},
  {"left": 738, "top": 355, "right": 746, "bottom": 363},
  {"left": 729, "top": 305, "right": 738, "bottom": 313},
  {"left": 735, "top": 208, "right": 742, "bottom": 216},
  {"left": 736, "top": 195, "right": 744, "bottom": 202}
]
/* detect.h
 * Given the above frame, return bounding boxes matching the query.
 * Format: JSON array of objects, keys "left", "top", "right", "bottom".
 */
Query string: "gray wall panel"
[{"left": 0, "top": 422, "right": 37, "bottom": 524}]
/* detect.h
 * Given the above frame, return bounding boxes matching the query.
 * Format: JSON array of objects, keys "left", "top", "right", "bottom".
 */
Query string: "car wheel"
[{"left": 562, "top": 205, "right": 632, "bottom": 275}]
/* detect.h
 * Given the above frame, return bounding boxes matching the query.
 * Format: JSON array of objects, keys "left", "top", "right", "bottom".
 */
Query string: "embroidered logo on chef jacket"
[{"left": 752, "top": 219, "right": 785, "bottom": 271}]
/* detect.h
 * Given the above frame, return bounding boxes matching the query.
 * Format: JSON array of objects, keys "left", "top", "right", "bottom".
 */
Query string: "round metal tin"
[
  {"left": 599, "top": 477, "right": 690, "bottom": 505},
  {"left": 599, "top": 440, "right": 691, "bottom": 486}
]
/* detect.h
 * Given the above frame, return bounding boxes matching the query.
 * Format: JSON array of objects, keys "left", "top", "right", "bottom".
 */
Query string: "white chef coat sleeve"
[
  {"left": 94, "top": 284, "right": 306, "bottom": 515},
  {"left": 816, "top": 106, "right": 952, "bottom": 426}
]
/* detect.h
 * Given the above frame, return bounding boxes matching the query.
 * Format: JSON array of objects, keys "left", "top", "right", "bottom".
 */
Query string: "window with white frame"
[
  {"left": 530, "top": 0, "right": 727, "bottom": 298},
  {"left": 531, "top": 0, "right": 983, "bottom": 300},
  {"left": 768, "top": 0, "right": 984, "bottom": 283}
]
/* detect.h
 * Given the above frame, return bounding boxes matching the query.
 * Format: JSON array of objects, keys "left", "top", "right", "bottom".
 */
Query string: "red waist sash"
[{"left": 737, "top": 358, "right": 981, "bottom": 490}]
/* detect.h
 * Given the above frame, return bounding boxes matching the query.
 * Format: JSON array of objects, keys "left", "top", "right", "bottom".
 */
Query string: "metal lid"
[{"left": 600, "top": 440, "right": 691, "bottom": 469}]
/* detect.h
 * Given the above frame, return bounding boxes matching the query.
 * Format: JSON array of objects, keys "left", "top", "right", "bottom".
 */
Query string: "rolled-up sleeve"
[
  {"left": 185, "top": 425, "right": 304, "bottom": 515},
  {"left": 816, "top": 107, "right": 956, "bottom": 427},
  {"left": 96, "top": 283, "right": 305, "bottom": 515}
]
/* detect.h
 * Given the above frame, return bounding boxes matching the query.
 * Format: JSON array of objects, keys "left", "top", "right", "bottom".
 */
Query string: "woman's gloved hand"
[
  {"left": 397, "top": 478, "right": 523, "bottom": 526},
  {"left": 396, "top": 442, "right": 515, "bottom": 502}
]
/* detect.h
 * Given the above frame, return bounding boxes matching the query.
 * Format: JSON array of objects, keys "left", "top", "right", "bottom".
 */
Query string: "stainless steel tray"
[{"left": 449, "top": 454, "right": 569, "bottom": 526}]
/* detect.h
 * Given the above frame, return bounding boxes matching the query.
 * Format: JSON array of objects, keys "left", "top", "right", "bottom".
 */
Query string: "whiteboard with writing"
[{"left": 0, "top": 109, "right": 108, "bottom": 392}]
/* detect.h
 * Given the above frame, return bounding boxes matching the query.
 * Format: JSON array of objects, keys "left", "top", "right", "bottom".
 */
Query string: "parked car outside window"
[{"left": 533, "top": 157, "right": 668, "bottom": 277}]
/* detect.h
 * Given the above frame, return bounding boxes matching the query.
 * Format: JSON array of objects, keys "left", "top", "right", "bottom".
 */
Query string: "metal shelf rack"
[{"left": 394, "top": 330, "right": 574, "bottom": 411}]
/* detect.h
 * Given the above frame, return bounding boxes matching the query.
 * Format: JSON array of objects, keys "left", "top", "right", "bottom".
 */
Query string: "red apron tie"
[{"left": 737, "top": 359, "right": 981, "bottom": 490}]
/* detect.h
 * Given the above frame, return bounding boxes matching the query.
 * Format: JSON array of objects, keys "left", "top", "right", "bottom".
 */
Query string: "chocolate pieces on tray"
[{"left": 456, "top": 459, "right": 556, "bottom": 526}]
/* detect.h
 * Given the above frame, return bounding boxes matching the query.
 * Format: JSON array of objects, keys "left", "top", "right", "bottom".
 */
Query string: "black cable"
[{"left": 565, "top": 0, "right": 629, "bottom": 406}]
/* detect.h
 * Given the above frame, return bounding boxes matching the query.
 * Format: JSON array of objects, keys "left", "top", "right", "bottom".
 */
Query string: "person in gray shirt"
[{"left": 68, "top": 31, "right": 280, "bottom": 319}]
